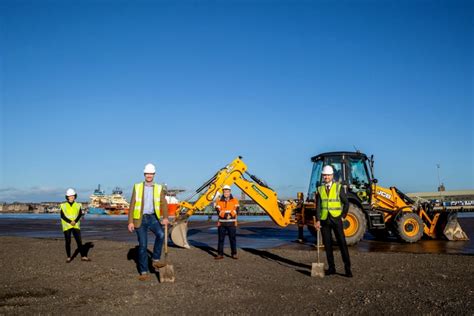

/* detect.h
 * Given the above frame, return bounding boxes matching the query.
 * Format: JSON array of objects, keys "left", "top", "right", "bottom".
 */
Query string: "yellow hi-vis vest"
[
  {"left": 60, "top": 202, "right": 82, "bottom": 231},
  {"left": 318, "top": 183, "right": 342, "bottom": 220},
  {"left": 133, "top": 182, "right": 162, "bottom": 220}
]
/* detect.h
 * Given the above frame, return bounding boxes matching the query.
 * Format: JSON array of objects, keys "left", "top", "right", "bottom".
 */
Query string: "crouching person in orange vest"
[
  {"left": 214, "top": 185, "right": 239, "bottom": 260},
  {"left": 128, "top": 163, "right": 169, "bottom": 281},
  {"left": 61, "top": 188, "right": 91, "bottom": 263}
]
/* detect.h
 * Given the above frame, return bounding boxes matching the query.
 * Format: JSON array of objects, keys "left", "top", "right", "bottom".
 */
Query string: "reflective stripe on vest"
[
  {"left": 60, "top": 202, "right": 82, "bottom": 231},
  {"left": 318, "top": 183, "right": 342, "bottom": 220},
  {"left": 133, "top": 182, "right": 162, "bottom": 220}
]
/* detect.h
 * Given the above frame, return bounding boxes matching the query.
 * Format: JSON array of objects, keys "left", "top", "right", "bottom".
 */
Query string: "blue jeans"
[{"left": 135, "top": 214, "right": 164, "bottom": 274}]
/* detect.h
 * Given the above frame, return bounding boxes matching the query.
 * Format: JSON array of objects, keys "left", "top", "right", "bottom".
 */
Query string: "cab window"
[
  {"left": 347, "top": 157, "right": 370, "bottom": 202},
  {"left": 307, "top": 160, "right": 322, "bottom": 200}
]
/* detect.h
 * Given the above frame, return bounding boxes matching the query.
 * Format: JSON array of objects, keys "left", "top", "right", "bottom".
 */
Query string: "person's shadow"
[
  {"left": 71, "top": 242, "right": 94, "bottom": 260},
  {"left": 191, "top": 241, "right": 221, "bottom": 258},
  {"left": 127, "top": 246, "right": 160, "bottom": 277},
  {"left": 241, "top": 247, "right": 312, "bottom": 276}
]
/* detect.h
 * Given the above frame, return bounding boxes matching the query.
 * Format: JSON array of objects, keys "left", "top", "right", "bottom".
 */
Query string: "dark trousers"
[
  {"left": 64, "top": 228, "right": 85, "bottom": 257},
  {"left": 320, "top": 216, "right": 351, "bottom": 271},
  {"left": 217, "top": 225, "right": 237, "bottom": 256},
  {"left": 298, "top": 225, "right": 305, "bottom": 240}
]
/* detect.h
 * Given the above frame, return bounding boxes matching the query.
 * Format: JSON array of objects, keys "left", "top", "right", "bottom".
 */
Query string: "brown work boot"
[
  {"left": 231, "top": 254, "right": 238, "bottom": 260},
  {"left": 152, "top": 260, "right": 166, "bottom": 269},
  {"left": 138, "top": 273, "right": 150, "bottom": 281},
  {"left": 214, "top": 255, "right": 224, "bottom": 260}
]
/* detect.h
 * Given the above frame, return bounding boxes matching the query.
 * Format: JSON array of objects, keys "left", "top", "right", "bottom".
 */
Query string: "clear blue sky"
[{"left": 1, "top": 0, "right": 472, "bottom": 202}]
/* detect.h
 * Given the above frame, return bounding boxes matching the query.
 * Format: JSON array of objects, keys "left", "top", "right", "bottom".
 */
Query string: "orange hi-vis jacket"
[{"left": 215, "top": 196, "right": 239, "bottom": 226}]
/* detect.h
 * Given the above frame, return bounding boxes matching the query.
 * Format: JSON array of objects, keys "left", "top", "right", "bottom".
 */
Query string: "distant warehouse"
[{"left": 407, "top": 190, "right": 474, "bottom": 207}]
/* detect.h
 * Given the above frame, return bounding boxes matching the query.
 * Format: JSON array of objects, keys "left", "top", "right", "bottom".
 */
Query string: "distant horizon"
[{"left": 1, "top": 185, "right": 473, "bottom": 204}]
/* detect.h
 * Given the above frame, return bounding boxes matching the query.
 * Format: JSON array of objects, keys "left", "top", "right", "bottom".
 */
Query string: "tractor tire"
[
  {"left": 343, "top": 203, "right": 367, "bottom": 245},
  {"left": 396, "top": 212, "right": 424, "bottom": 243}
]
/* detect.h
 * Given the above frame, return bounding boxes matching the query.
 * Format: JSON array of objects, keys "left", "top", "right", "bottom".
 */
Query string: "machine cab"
[{"left": 307, "top": 151, "right": 373, "bottom": 204}]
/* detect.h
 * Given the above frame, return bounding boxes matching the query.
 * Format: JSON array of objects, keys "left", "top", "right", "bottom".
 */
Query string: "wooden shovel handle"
[
  {"left": 164, "top": 223, "right": 168, "bottom": 254},
  {"left": 313, "top": 216, "right": 320, "bottom": 263}
]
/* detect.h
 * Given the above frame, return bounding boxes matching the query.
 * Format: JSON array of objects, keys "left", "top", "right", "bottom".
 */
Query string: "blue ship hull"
[{"left": 88, "top": 207, "right": 107, "bottom": 215}]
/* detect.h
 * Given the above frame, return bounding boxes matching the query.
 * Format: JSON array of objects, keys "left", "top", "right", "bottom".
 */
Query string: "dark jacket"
[{"left": 316, "top": 183, "right": 349, "bottom": 222}]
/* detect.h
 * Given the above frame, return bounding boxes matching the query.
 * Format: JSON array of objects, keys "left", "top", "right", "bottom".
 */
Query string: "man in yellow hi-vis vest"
[
  {"left": 61, "top": 188, "right": 91, "bottom": 263},
  {"left": 128, "top": 163, "right": 169, "bottom": 281},
  {"left": 315, "top": 165, "right": 352, "bottom": 277}
]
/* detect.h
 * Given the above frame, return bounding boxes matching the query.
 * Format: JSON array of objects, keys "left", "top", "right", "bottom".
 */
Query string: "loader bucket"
[
  {"left": 443, "top": 213, "right": 469, "bottom": 241},
  {"left": 170, "top": 220, "right": 191, "bottom": 249}
]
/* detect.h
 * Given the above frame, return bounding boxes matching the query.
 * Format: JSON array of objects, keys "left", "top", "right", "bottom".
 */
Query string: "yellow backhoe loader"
[
  {"left": 298, "top": 151, "right": 468, "bottom": 245},
  {"left": 170, "top": 153, "right": 468, "bottom": 248}
]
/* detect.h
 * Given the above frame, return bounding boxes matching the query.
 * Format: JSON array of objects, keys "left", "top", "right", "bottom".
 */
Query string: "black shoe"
[
  {"left": 325, "top": 268, "right": 336, "bottom": 276},
  {"left": 345, "top": 270, "right": 353, "bottom": 278}
]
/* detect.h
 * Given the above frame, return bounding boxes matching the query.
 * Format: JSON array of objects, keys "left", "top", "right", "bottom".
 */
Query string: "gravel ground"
[{"left": 0, "top": 236, "right": 472, "bottom": 315}]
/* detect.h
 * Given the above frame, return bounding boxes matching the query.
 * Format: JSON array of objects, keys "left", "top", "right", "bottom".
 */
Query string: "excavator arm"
[
  {"left": 175, "top": 157, "right": 247, "bottom": 220},
  {"left": 233, "top": 176, "right": 294, "bottom": 227},
  {"left": 170, "top": 157, "right": 298, "bottom": 248}
]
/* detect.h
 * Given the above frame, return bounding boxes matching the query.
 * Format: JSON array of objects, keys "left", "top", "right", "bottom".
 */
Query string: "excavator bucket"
[
  {"left": 170, "top": 220, "right": 191, "bottom": 248},
  {"left": 443, "top": 213, "right": 469, "bottom": 241}
]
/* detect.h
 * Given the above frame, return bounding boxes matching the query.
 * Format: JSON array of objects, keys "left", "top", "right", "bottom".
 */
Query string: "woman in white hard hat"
[{"left": 60, "top": 188, "right": 91, "bottom": 263}]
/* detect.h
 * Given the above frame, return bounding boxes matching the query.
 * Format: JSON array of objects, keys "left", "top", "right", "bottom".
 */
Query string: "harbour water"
[{"left": 0, "top": 213, "right": 472, "bottom": 255}]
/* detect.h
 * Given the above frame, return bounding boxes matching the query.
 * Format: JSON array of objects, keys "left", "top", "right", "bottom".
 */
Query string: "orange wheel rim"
[
  {"left": 403, "top": 218, "right": 419, "bottom": 237},
  {"left": 344, "top": 214, "right": 358, "bottom": 237}
]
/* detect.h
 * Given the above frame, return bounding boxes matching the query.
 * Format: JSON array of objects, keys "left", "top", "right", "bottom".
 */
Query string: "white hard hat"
[
  {"left": 322, "top": 165, "right": 334, "bottom": 175},
  {"left": 222, "top": 185, "right": 231, "bottom": 190},
  {"left": 66, "top": 188, "right": 76, "bottom": 196},
  {"left": 143, "top": 163, "right": 156, "bottom": 174}
]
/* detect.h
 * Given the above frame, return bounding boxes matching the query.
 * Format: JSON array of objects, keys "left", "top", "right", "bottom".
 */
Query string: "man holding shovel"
[
  {"left": 128, "top": 163, "right": 169, "bottom": 281},
  {"left": 314, "top": 165, "right": 352, "bottom": 278}
]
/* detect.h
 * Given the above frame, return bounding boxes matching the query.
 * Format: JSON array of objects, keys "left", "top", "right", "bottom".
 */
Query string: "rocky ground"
[{"left": 0, "top": 236, "right": 472, "bottom": 315}]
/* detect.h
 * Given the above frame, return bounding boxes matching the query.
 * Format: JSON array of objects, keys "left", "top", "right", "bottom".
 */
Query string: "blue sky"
[{"left": 1, "top": 0, "right": 473, "bottom": 202}]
